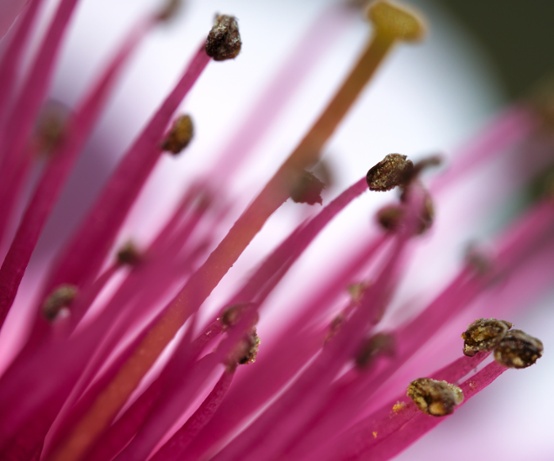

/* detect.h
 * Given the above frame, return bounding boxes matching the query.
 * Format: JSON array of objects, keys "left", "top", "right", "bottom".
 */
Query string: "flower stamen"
[
  {"left": 161, "top": 114, "right": 194, "bottom": 155},
  {"left": 406, "top": 378, "right": 464, "bottom": 417},
  {"left": 494, "top": 329, "right": 543, "bottom": 369},
  {"left": 461, "top": 318, "right": 512, "bottom": 357}
]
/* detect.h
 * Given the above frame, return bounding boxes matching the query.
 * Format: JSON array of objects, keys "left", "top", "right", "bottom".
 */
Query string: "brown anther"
[
  {"left": 227, "top": 329, "right": 260, "bottom": 369},
  {"left": 355, "top": 332, "right": 395, "bottom": 369},
  {"left": 34, "top": 101, "right": 69, "bottom": 154},
  {"left": 461, "top": 318, "right": 512, "bottom": 357},
  {"left": 205, "top": 15, "right": 241, "bottom": 61},
  {"left": 494, "top": 329, "right": 543, "bottom": 369},
  {"left": 420, "top": 193, "right": 434, "bottom": 233},
  {"left": 161, "top": 114, "right": 194, "bottom": 155},
  {"left": 156, "top": 0, "right": 182, "bottom": 22},
  {"left": 366, "top": 154, "right": 413, "bottom": 192},
  {"left": 42, "top": 285, "right": 78, "bottom": 321},
  {"left": 407, "top": 378, "right": 464, "bottom": 417},
  {"left": 311, "top": 160, "right": 335, "bottom": 191},
  {"left": 347, "top": 281, "right": 370, "bottom": 304},
  {"left": 116, "top": 241, "right": 142, "bottom": 266},
  {"left": 408, "top": 154, "right": 443, "bottom": 181},
  {"left": 377, "top": 186, "right": 434, "bottom": 235},
  {"left": 376, "top": 204, "right": 404, "bottom": 232},
  {"left": 289, "top": 170, "right": 325, "bottom": 205},
  {"left": 325, "top": 313, "right": 346, "bottom": 344},
  {"left": 464, "top": 244, "right": 494, "bottom": 276},
  {"left": 238, "top": 329, "right": 260, "bottom": 364},
  {"left": 219, "top": 303, "right": 258, "bottom": 329},
  {"left": 400, "top": 185, "right": 434, "bottom": 234}
]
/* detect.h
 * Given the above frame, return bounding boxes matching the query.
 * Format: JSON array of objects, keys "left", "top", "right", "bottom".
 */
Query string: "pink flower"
[{"left": 0, "top": 1, "right": 551, "bottom": 460}]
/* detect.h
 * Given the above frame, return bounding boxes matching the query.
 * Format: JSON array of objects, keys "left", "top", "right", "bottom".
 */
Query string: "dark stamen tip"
[
  {"left": 355, "top": 332, "right": 395, "bottom": 369},
  {"left": 42, "top": 285, "right": 78, "bottom": 321},
  {"left": 156, "top": 0, "right": 182, "bottom": 22},
  {"left": 366, "top": 153, "right": 413, "bottom": 192},
  {"left": 325, "top": 313, "right": 346, "bottom": 344},
  {"left": 161, "top": 114, "right": 194, "bottom": 155},
  {"left": 376, "top": 204, "right": 404, "bottom": 232},
  {"left": 461, "top": 318, "right": 512, "bottom": 357},
  {"left": 34, "top": 100, "right": 70, "bottom": 155},
  {"left": 289, "top": 170, "right": 326, "bottom": 205},
  {"left": 219, "top": 303, "right": 258, "bottom": 329},
  {"left": 205, "top": 14, "right": 242, "bottom": 61},
  {"left": 418, "top": 192, "right": 435, "bottom": 233},
  {"left": 408, "top": 154, "right": 444, "bottom": 181},
  {"left": 464, "top": 244, "right": 495, "bottom": 276},
  {"left": 407, "top": 378, "right": 464, "bottom": 417},
  {"left": 400, "top": 184, "right": 434, "bottom": 234},
  {"left": 227, "top": 329, "right": 260, "bottom": 369},
  {"left": 237, "top": 329, "right": 260, "bottom": 364},
  {"left": 116, "top": 241, "right": 142, "bottom": 266},
  {"left": 494, "top": 329, "right": 543, "bottom": 369},
  {"left": 347, "top": 281, "right": 370, "bottom": 304}
]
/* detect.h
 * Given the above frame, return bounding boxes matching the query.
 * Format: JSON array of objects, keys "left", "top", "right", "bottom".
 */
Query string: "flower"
[{"left": 0, "top": 1, "right": 552, "bottom": 460}]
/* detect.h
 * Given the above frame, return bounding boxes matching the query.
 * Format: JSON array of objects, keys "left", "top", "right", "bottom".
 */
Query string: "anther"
[
  {"left": 116, "top": 241, "right": 142, "bottom": 266},
  {"left": 325, "top": 313, "right": 347, "bottom": 344},
  {"left": 42, "top": 285, "right": 78, "bottom": 321},
  {"left": 407, "top": 378, "right": 463, "bottom": 417},
  {"left": 227, "top": 329, "right": 260, "bottom": 370},
  {"left": 34, "top": 100, "right": 69, "bottom": 154},
  {"left": 494, "top": 329, "right": 543, "bottom": 369},
  {"left": 347, "top": 281, "right": 369, "bottom": 304},
  {"left": 366, "top": 154, "right": 413, "bottom": 191},
  {"left": 464, "top": 244, "right": 494, "bottom": 276},
  {"left": 376, "top": 204, "right": 404, "bottom": 232},
  {"left": 289, "top": 170, "right": 325, "bottom": 205},
  {"left": 417, "top": 192, "right": 434, "bottom": 233},
  {"left": 161, "top": 114, "right": 194, "bottom": 155},
  {"left": 461, "top": 318, "right": 512, "bottom": 357},
  {"left": 156, "top": 0, "right": 182, "bottom": 22},
  {"left": 355, "top": 332, "right": 395, "bottom": 369},
  {"left": 400, "top": 184, "right": 434, "bottom": 234},
  {"left": 367, "top": 0, "right": 426, "bottom": 43},
  {"left": 237, "top": 329, "right": 260, "bottom": 365},
  {"left": 205, "top": 15, "right": 242, "bottom": 61},
  {"left": 218, "top": 303, "right": 258, "bottom": 329}
]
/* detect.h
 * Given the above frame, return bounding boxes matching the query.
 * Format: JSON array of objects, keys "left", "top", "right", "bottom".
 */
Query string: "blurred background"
[{"left": 440, "top": 1, "right": 554, "bottom": 98}]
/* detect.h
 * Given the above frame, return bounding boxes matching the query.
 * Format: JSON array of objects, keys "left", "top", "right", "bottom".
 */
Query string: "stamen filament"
[
  {"left": 0, "top": 12, "right": 162, "bottom": 329},
  {"left": 55, "top": 5, "right": 426, "bottom": 459},
  {"left": 150, "top": 369, "right": 235, "bottom": 461},
  {"left": 39, "top": 42, "right": 210, "bottom": 316}
]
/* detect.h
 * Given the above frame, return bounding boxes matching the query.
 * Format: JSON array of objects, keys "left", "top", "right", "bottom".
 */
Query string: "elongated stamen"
[
  {"left": 1, "top": 1, "right": 552, "bottom": 459},
  {"left": 0, "top": 0, "right": 80, "bottom": 199},
  {"left": 54, "top": 5, "right": 426, "bottom": 459},
  {"left": 0, "top": 10, "right": 165, "bottom": 330},
  {"left": 63, "top": 320, "right": 223, "bottom": 461},
  {"left": 37, "top": 42, "right": 211, "bottom": 325},
  {"left": 150, "top": 369, "right": 235, "bottom": 461},
  {"left": 0, "top": 0, "right": 41, "bottom": 130},
  {"left": 277, "top": 198, "right": 554, "bottom": 459}
]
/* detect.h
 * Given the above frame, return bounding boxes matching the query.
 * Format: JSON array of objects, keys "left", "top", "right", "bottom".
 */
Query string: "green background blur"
[{"left": 441, "top": 2, "right": 554, "bottom": 98}]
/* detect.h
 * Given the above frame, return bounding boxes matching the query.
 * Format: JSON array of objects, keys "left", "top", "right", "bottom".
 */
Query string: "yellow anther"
[{"left": 367, "top": 1, "right": 426, "bottom": 43}]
